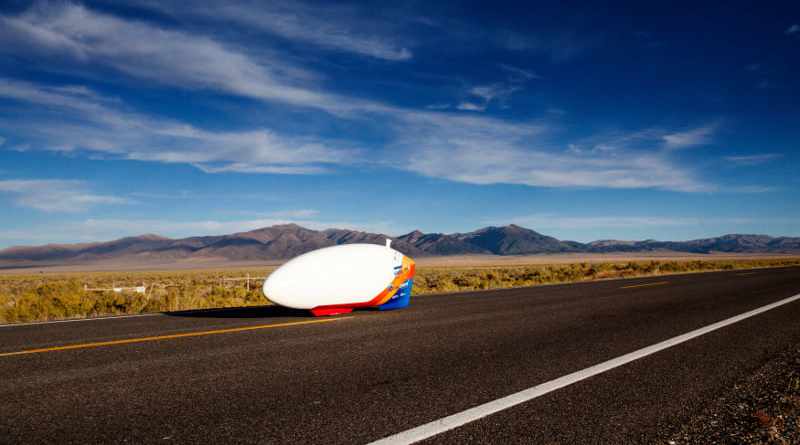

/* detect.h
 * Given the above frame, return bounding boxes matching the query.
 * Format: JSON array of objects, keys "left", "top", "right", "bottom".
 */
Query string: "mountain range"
[{"left": 1, "top": 224, "right": 799, "bottom": 266}]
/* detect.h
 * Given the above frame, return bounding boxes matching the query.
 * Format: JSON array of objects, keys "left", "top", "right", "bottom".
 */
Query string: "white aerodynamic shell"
[{"left": 263, "top": 243, "right": 406, "bottom": 310}]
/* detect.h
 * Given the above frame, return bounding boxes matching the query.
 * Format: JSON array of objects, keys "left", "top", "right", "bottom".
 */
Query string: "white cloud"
[
  {"left": 125, "top": 0, "right": 412, "bottom": 61},
  {"left": 456, "top": 101, "right": 487, "bottom": 111},
  {"left": 1, "top": 4, "right": 715, "bottom": 195},
  {"left": 0, "top": 3, "right": 375, "bottom": 115},
  {"left": 444, "top": 65, "right": 538, "bottom": 113},
  {"left": 184, "top": 1, "right": 413, "bottom": 61},
  {"left": 499, "top": 64, "right": 540, "bottom": 80},
  {"left": 192, "top": 163, "right": 331, "bottom": 175},
  {"left": 0, "top": 135, "right": 5, "bottom": 146},
  {"left": 407, "top": 145, "right": 709, "bottom": 192},
  {"left": 725, "top": 153, "right": 782, "bottom": 165},
  {"left": 455, "top": 82, "right": 523, "bottom": 112},
  {"left": 496, "top": 29, "right": 593, "bottom": 62},
  {"left": 0, "top": 78, "right": 116, "bottom": 117},
  {"left": 787, "top": 24, "right": 800, "bottom": 35},
  {"left": 0, "top": 179, "right": 126, "bottom": 212},
  {"left": 0, "top": 0, "right": 723, "bottom": 196},
  {"left": 1, "top": 76, "right": 719, "bottom": 193},
  {"left": 129, "top": 191, "right": 280, "bottom": 201},
  {"left": 0, "top": 78, "right": 355, "bottom": 174},
  {"left": 391, "top": 115, "right": 712, "bottom": 192},
  {"left": 470, "top": 84, "right": 519, "bottom": 102},
  {"left": 662, "top": 124, "right": 717, "bottom": 149},
  {"left": 568, "top": 128, "right": 663, "bottom": 154}
]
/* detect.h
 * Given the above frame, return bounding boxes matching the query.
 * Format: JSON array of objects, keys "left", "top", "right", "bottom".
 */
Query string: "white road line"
[
  {"left": 368, "top": 292, "right": 800, "bottom": 445},
  {"left": 0, "top": 312, "right": 162, "bottom": 328}
]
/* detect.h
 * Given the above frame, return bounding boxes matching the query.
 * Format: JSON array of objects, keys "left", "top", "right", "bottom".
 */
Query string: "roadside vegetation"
[
  {"left": 0, "top": 270, "right": 273, "bottom": 324},
  {"left": 2, "top": 258, "right": 799, "bottom": 324},
  {"left": 411, "top": 257, "right": 800, "bottom": 293}
]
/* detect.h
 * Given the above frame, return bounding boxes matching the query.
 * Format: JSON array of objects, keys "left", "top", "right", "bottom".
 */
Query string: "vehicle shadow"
[{"left": 164, "top": 305, "right": 310, "bottom": 319}]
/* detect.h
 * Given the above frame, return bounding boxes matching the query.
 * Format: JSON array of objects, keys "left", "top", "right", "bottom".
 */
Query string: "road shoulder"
[{"left": 661, "top": 344, "right": 800, "bottom": 444}]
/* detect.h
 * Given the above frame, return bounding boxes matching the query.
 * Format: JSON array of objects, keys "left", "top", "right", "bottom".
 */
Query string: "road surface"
[{"left": 2, "top": 267, "right": 800, "bottom": 444}]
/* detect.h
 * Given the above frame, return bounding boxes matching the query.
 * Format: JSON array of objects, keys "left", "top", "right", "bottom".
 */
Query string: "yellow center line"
[
  {"left": 737, "top": 272, "right": 757, "bottom": 276},
  {"left": 620, "top": 280, "right": 670, "bottom": 289},
  {"left": 0, "top": 317, "right": 348, "bottom": 358}
]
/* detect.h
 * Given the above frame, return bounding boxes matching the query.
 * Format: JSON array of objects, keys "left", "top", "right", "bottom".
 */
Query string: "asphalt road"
[{"left": 2, "top": 267, "right": 800, "bottom": 444}]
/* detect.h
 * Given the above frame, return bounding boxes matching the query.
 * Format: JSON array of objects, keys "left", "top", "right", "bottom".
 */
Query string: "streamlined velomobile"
[{"left": 262, "top": 240, "right": 415, "bottom": 316}]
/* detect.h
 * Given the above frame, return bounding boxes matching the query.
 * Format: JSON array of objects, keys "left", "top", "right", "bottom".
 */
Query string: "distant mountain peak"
[
  {"left": 398, "top": 230, "right": 425, "bottom": 242},
  {"left": 272, "top": 223, "right": 305, "bottom": 229},
  {"left": 135, "top": 234, "right": 171, "bottom": 241},
  {"left": 245, "top": 223, "right": 306, "bottom": 232}
]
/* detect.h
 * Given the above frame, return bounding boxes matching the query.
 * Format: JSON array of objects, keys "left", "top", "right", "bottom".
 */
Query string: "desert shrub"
[{"left": 412, "top": 258, "right": 800, "bottom": 297}]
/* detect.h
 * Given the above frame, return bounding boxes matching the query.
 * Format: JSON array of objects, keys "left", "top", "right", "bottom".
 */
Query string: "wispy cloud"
[
  {"left": 1, "top": 76, "right": 717, "bottom": 193},
  {"left": 454, "top": 65, "right": 536, "bottom": 112},
  {"left": 0, "top": 2, "right": 722, "bottom": 195},
  {"left": 406, "top": 144, "right": 710, "bottom": 192},
  {"left": 496, "top": 29, "right": 594, "bottom": 61},
  {"left": 725, "top": 153, "right": 783, "bottom": 165},
  {"left": 568, "top": 128, "right": 663, "bottom": 154},
  {"left": 129, "top": 191, "right": 281, "bottom": 201},
  {"left": 0, "top": 78, "right": 355, "bottom": 174},
  {"left": 662, "top": 124, "right": 717, "bottom": 149},
  {"left": 499, "top": 64, "right": 541, "bottom": 80},
  {"left": 456, "top": 100, "right": 488, "bottom": 112},
  {"left": 192, "top": 163, "right": 331, "bottom": 175},
  {"left": 0, "top": 3, "right": 375, "bottom": 115},
  {"left": 179, "top": 1, "right": 413, "bottom": 61},
  {"left": 0, "top": 179, "right": 126, "bottom": 212},
  {"left": 391, "top": 114, "right": 713, "bottom": 192},
  {"left": 787, "top": 24, "right": 800, "bottom": 35},
  {"left": 457, "top": 83, "right": 521, "bottom": 112}
]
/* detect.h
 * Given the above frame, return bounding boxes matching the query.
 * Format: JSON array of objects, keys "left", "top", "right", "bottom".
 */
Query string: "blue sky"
[{"left": 0, "top": 0, "right": 798, "bottom": 247}]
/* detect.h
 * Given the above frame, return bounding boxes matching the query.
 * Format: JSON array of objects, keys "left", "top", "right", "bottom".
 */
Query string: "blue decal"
[{"left": 378, "top": 279, "right": 412, "bottom": 311}]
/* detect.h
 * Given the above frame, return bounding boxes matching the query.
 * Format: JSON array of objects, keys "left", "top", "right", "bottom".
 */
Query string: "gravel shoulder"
[{"left": 660, "top": 344, "right": 800, "bottom": 444}]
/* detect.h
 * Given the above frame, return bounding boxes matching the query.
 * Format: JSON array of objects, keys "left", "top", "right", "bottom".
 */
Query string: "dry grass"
[
  {"left": 412, "top": 258, "right": 800, "bottom": 293},
  {"left": 1, "top": 258, "right": 799, "bottom": 324},
  {"left": 0, "top": 269, "right": 274, "bottom": 324}
]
